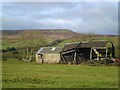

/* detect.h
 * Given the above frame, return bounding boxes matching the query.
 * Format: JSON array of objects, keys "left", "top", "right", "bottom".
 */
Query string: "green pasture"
[
  {"left": 2, "top": 59, "right": 118, "bottom": 88},
  {"left": 2, "top": 39, "right": 47, "bottom": 50}
]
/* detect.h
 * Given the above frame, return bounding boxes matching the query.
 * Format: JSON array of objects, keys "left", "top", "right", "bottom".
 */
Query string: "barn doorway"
[{"left": 38, "top": 54, "right": 44, "bottom": 63}]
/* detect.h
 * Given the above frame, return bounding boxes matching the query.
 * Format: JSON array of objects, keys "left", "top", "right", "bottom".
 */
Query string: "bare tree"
[{"left": 20, "top": 30, "right": 46, "bottom": 61}]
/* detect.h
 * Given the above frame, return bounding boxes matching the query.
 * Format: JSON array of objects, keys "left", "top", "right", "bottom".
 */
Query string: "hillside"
[
  {"left": 2, "top": 29, "right": 117, "bottom": 39},
  {"left": 2, "top": 29, "right": 107, "bottom": 40},
  {"left": 2, "top": 29, "right": 118, "bottom": 48},
  {"left": 2, "top": 29, "right": 79, "bottom": 40}
]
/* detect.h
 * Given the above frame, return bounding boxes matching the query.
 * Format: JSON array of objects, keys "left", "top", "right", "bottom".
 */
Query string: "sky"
[{"left": 1, "top": 1, "right": 118, "bottom": 35}]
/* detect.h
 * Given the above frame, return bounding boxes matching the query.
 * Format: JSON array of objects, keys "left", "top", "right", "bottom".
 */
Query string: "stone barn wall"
[
  {"left": 43, "top": 54, "right": 60, "bottom": 64},
  {"left": 36, "top": 53, "right": 60, "bottom": 64}
]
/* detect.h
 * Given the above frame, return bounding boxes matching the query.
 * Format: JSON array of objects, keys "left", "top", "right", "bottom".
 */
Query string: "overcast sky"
[{"left": 2, "top": 2, "right": 118, "bottom": 35}]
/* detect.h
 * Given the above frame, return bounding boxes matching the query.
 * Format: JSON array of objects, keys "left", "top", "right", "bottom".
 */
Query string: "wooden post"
[
  {"left": 74, "top": 51, "right": 76, "bottom": 63},
  {"left": 90, "top": 48, "right": 92, "bottom": 60},
  {"left": 26, "top": 47, "right": 29, "bottom": 60},
  {"left": 105, "top": 48, "right": 108, "bottom": 60},
  {"left": 105, "top": 48, "right": 108, "bottom": 65},
  {"left": 61, "top": 54, "right": 66, "bottom": 64}
]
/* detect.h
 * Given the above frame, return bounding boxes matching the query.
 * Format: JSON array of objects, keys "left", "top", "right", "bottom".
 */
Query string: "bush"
[
  {"left": 2, "top": 58, "right": 7, "bottom": 61},
  {"left": 2, "top": 47, "right": 17, "bottom": 52},
  {"left": 46, "top": 39, "right": 64, "bottom": 47},
  {"left": 2, "top": 50, "right": 21, "bottom": 60},
  {"left": 6, "top": 47, "right": 16, "bottom": 51},
  {"left": 2, "top": 49, "right": 6, "bottom": 52}
]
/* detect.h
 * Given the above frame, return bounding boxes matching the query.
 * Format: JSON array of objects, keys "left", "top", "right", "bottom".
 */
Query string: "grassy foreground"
[{"left": 2, "top": 59, "right": 118, "bottom": 88}]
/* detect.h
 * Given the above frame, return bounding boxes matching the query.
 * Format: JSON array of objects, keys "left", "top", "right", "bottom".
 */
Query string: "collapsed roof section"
[
  {"left": 62, "top": 42, "right": 80, "bottom": 53},
  {"left": 60, "top": 41, "right": 115, "bottom": 64},
  {"left": 62, "top": 41, "right": 114, "bottom": 52}
]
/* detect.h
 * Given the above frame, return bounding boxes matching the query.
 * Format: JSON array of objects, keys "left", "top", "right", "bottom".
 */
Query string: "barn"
[
  {"left": 36, "top": 47, "right": 62, "bottom": 64},
  {"left": 60, "top": 41, "right": 115, "bottom": 64}
]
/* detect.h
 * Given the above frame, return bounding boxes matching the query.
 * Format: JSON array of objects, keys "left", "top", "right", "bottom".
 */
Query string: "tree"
[{"left": 19, "top": 30, "right": 47, "bottom": 61}]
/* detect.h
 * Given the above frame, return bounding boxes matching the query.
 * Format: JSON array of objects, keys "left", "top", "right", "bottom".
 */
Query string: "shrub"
[{"left": 6, "top": 47, "right": 16, "bottom": 51}]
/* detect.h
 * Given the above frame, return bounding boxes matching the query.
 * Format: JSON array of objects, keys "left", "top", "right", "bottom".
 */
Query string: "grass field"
[{"left": 2, "top": 59, "right": 118, "bottom": 88}]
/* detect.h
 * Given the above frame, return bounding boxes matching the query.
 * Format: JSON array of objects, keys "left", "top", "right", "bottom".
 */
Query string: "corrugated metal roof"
[
  {"left": 79, "top": 41, "right": 109, "bottom": 48},
  {"left": 36, "top": 47, "right": 44, "bottom": 54},
  {"left": 62, "top": 41, "right": 111, "bottom": 52},
  {"left": 63, "top": 43, "right": 80, "bottom": 52},
  {"left": 37, "top": 41, "right": 112, "bottom": 54},
  {"left": 37, "top": 47, "right": 62, "bottom": 54}
]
